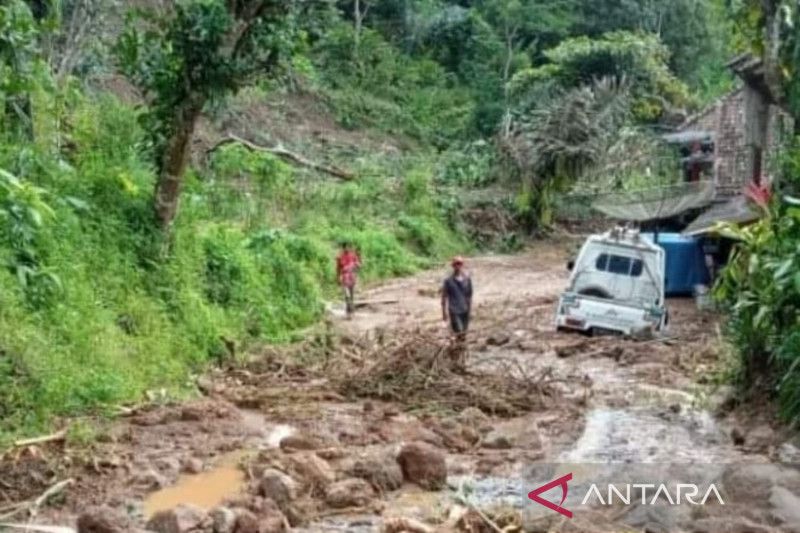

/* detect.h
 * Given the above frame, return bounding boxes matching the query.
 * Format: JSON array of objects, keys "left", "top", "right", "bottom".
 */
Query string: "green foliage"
[
  {"left": 714, "top": 198, "right": 800, "bottom": 423},
  {"left": 513, "top": 31, "right": 690, "bottom": 121},
  {"left": 435, "top": 141, "right": 497, "bottom": 187},
  {"left": 315, "top": 21, "right": 474, "bottom": 144},
  {"left": 505, "top": 77, "right": 631, "bottom": 227},
  {"left": 116, "top": 0, "right": 296, "bottom": 163}
]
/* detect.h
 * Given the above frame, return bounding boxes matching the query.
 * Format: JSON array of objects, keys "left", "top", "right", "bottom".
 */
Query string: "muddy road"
[{"left": 7, "top": 242, "right": 800, "bottom": 533}]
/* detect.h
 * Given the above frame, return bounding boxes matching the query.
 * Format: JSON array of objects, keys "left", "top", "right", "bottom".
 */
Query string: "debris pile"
[{"left": 335, "top": 332, "right": 556, "bottom": 416}]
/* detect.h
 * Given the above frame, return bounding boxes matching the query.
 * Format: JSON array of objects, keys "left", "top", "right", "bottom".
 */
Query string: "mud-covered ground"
[{"left": 4, "top": 241, "right": 800, "bottom": 533}]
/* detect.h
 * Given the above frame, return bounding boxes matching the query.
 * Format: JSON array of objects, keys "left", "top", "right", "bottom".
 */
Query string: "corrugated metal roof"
[{"left": 682, "top": 195, "right": 761, "bottom": 236}]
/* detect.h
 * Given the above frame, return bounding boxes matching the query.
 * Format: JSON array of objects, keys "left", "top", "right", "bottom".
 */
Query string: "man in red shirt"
[{"left": 336, "top": 241, "right": 361, "bottom": 317}]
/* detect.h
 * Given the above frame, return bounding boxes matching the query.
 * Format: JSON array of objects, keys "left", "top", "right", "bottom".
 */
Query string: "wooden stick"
[
  {"left": 12, "top": 430, "right": 67, "bottom": 449},
  {"left": 33, "top": 479, "right": 74, "bottom": 512},
  {"left": 208, "top": 134, "right": 355, "bottom": 180},
  {"left": 0, "top": 524, "right": 75, "bottom": 533}
]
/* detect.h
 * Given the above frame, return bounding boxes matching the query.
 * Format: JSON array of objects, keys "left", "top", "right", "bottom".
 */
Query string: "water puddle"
[
  {"left": 142, "top": 417, "right": 299, "bottom": 518},
  {"left": 560, "top": 407, "right": 731, "bottom": 463},
  {"left": 143, "top": 456, "right": 245, "bottom": 518}
]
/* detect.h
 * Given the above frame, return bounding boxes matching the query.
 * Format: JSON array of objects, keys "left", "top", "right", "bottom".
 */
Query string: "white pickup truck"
[{"left": 555, "top": 227, "right": 668, "bottom": 336}]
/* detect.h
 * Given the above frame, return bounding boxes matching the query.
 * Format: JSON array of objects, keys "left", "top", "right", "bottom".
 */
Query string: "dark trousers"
[
  {"left": 449, "top": 312, "right": 470, "bottom": 334},
  {"left": 343, "top": 285, "right": 355, "bottom": 315}
]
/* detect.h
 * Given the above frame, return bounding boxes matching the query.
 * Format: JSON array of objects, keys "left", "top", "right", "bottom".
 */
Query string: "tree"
[
  {"left": 511, "top": 31, "right": 690, "bottom": 122},
  {"left": 0, "top": 0, "right": 40, "bottom": 140},
  {"left": 474, "top": 0, "right": 577, "bottom": 137},
  {"left": 730, "top": 0, "right": 800, "bottom": 122},
  {"left": 117, "top": 0, "right": 296, "bottom": 230},
  {"left": 502, "top": 77, "right": 631, "bottom": 227}
]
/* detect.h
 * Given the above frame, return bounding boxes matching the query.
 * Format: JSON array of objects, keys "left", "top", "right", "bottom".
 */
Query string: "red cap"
[{"left": 451, "top": 256, "right": 465, "bottom": 266}]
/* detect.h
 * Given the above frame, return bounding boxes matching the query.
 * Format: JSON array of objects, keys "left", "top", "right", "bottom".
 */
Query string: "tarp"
[
  {"left": 592, "top": 180, "right": 715, "bottom": 222},
  {"left": 682, "top": 195, "right": 761, "bottom": 236},
  {"left": 642, "top": 233, "right": 710, "bottom": 296},
  {"left": 662, "top": 130, "right": 714, "bottom": 144}
]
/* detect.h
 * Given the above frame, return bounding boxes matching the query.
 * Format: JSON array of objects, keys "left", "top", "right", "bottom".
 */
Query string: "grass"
[{"left": 0, "top": 90, "right": 471, "bottom": 444}]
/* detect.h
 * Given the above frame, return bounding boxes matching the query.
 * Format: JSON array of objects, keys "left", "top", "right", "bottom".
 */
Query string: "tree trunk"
[
  {"left": 761, "top": 0, "right": 785, "bottom": 107},
  {"left": 5, "top": 94, "right": 34, "bottom": 141},
  {"left": 154, "top": 97, "right": 204, "bottom": 229},
  {"left": 353, "top": 0, "right": 362, "bottom": 61}
]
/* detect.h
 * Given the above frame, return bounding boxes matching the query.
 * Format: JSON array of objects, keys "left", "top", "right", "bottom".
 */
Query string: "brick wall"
[{"left": 681, "top": 88, "right": 790, "bottom": 197}]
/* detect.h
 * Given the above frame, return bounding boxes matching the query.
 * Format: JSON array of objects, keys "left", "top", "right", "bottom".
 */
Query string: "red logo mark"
[{"left": 528, "top": 473, "right": 573, "bottom": 518}]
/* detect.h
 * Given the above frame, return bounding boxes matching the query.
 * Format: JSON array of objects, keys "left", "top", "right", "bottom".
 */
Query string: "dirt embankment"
[{"left": 4, "top": 241, "right": 800, "bottom": 533}]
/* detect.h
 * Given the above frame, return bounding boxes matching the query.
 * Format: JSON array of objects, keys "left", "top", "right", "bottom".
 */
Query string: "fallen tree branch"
[
  {"left": 208, "top": 134, "right": 355, "bottom": 181},
  {"left": 12, "top": 430, "right": 67, "bottom": 449},
  {"left": 33, "top": 479, "right": 74, "bottom": 512},
  {"left": 0, "top": 478, "right": 74, "bottom": 523}
]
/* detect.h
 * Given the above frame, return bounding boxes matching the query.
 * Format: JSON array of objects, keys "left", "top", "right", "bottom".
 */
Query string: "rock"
[
  {"left": 155, "top": 457, "right": 181, "bottom": 473},
  {"left": 182, "top": 457, "right": 204, "bottom": 474},
  {"left": 233, "top": 500, "right": 288, "bottom": 533},
  {"left": 146, "top": 504, "right": 207, "bottom": 533},
  {"left": 397, "top": 441, "right": 447, "bottom": 490},
  {"left": 196, "top": 376, "right": 215, "bottom": 395},
  {"left": 669, "top": 403, "right": 682, "bottom": 414},
  {"left": 457, "top": 407, "right": 489, "bottom": 429},
  {"left": 324, "top": 478, "right": 375, "bottom": 508},
  {"left": 748, "top": 424, "right": 776, "bottom": 451},
  {"left": 210, "top": 507, "right": 236, "bottom": 533},
  {"left": 777, "top": 442, "right": 800, "bottom": 463},
  {"left": 286, "top": 452, "right": 335, "bottom": 491},
  {"left": 258, "top": 469, "right": 298, "bottom": 510},
  {"left": 279, "top": 432, "right": 328, "bottom": 451},
  {"left": 770, "top": 486, "right": 800, "bottom": 528},
  {"left": 481, "top": 434, "right": 513, "bottom": 449},
  {"left": 232, "top": 509, "right": 259, "bottom": 533},
  {"left": 460, "top": 425, "right": 480, "bottom": 445},
  {"left": 77, "top": 506, "right": 129, "bottom": 533},
  {"left": 134, "top": 468, "right": 167, "bottom": 489},
  {"left": 486, "top": 334, "right": 510, "bottom": 347},
  {"left": 482, "top": 420, "right": 542, "bottom": 451},
  {"left": 348, "top": 450, "right": 403, "bottom": 492}
]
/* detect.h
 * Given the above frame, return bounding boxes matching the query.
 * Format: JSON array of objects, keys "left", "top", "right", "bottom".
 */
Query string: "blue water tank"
[{"left": 641, "top": 233, "right": 710, "bottom": 296}]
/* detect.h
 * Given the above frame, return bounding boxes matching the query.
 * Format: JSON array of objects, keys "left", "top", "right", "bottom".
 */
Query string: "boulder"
[
  {"left": 457, "top": 407, "right": 489, "bottom": 429},
  {"left": 232, "top": 509, "right": 259, "bottom": 533},
  {"left": 778, "top": 442, "right": 800, "bottom": 463},
  {"left": 396, "top": 442, "right": 447, "bottom": 490},
  {"left": 286, "top": 452, "right": 335, "bottom": 491},
  {"left": 748, "top": 425, "right": 776, "bottom": 451},
  {"left": 77, "top": 506, "right": 129, "bottom": 533},
  {"left": 325, "top": 478, "right": 374, "bottom": 508},
  {"left": 134, "top": 468, "right": 167, "bottom": 490},
  {"left": 279, "top": 431, "right": 331, "bottom": 451},
  {"left": 182, "top": 457, "right": 204, "bottom": 474},
  {"left": 770, "top": 486, "right": 800, "bottom": 528},
  {"left": 209, "top": 507, "right": 236, "bottom": 533},
  {"left": 348, "top": 451, "right": 403, "bottom": 492},
  {"left": 146, "top": 504, "right": 207, "bottom": 533},
  {"left": 258, "top": 469, "right": 298, "bottom": 510}
]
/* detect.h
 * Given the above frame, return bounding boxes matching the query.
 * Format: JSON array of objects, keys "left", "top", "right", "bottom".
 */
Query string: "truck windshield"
[{"left": 595, "top": 254, "right": 644, "bottom": 277}]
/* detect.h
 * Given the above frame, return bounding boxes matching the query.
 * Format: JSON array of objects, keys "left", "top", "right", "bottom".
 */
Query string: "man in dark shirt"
[{"left": 441, "top": 256, "right": 472, "bottom": 339}]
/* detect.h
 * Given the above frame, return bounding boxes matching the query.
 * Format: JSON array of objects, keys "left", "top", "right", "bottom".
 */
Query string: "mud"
[{"left": 5, "top": 241, "right": 799, "bottom": 533}]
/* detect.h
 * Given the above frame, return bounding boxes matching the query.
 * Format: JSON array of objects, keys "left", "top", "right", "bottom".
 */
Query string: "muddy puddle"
[
  {"left": 143, "top": 457, "right": 246, "bottom": 517},
  {"left": 143, "top": 416, "right": 298, "bottom": 518}
]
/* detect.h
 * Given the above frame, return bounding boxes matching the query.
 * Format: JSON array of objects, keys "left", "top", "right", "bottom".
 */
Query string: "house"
[{"left": 678, "top": 55, "right": 793, "bottom": 236}]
